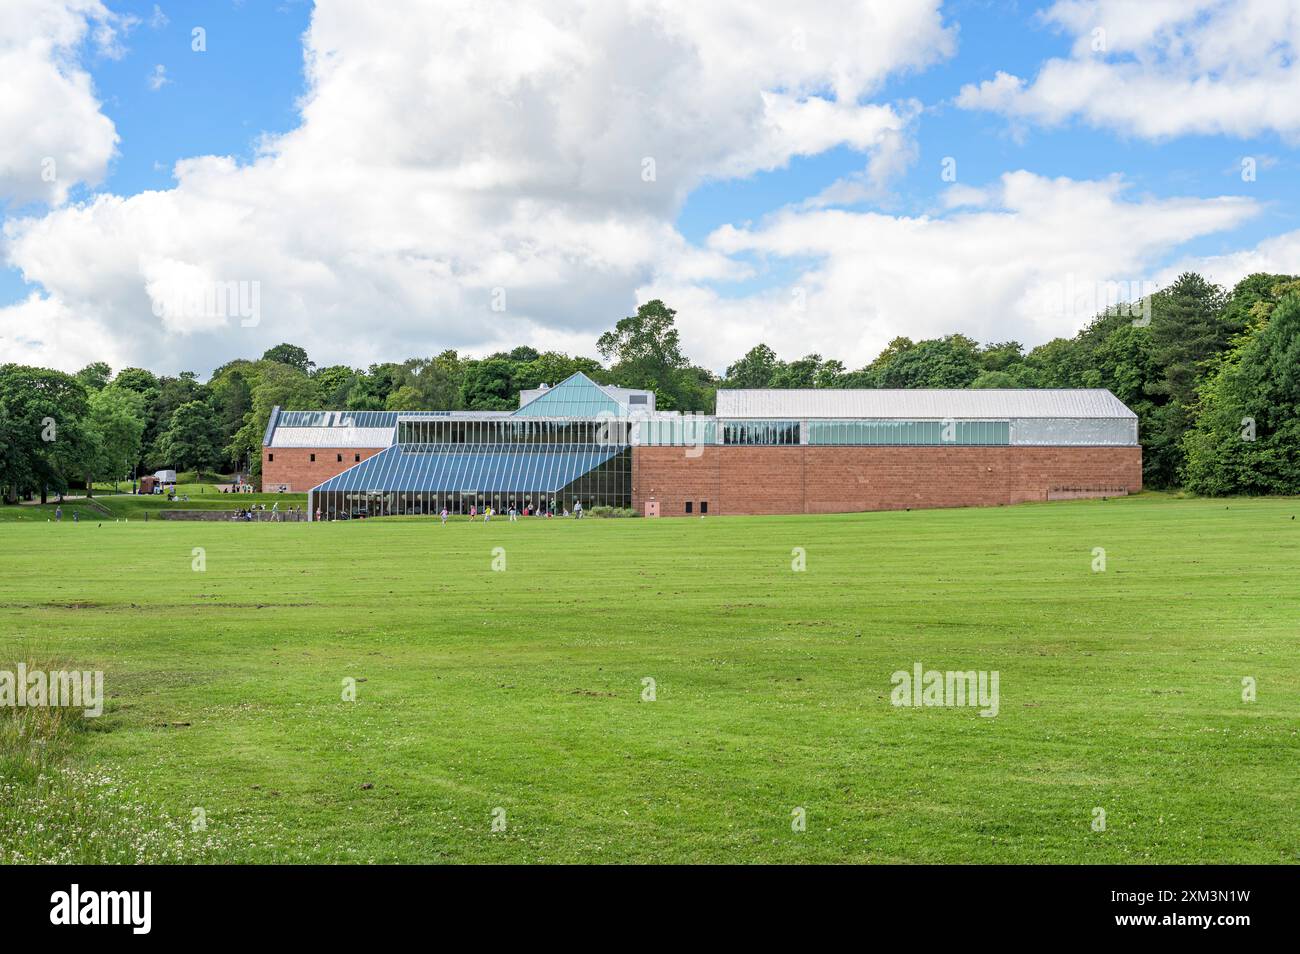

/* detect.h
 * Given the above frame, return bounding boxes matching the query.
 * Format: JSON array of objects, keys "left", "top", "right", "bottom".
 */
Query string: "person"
[
  {"left": 73, "top": 510, "right": 79, "bottom": 523},
  {"left": 484, "top": 506, "right": 492, "bottom": 522},
  {"left": 440, "top": 507, "right": 448, "bottom": 525},
  {"left": 508, "top": 506, "right": 517, "bottom": 522},
  {"left": 272, "top": 501, "right": 280, "bottom": 522},
  {"left": 54, "top": 505, "right": 62, "bottom": 522},
  {"left": 470, "top": 504, "right": 477, "bottom": 521},
  {"left": 574, "top": 500, "right": 584, "bottom": 519},
  {"left": 315, "top": 507, "right": 322, "bottom": 522}
]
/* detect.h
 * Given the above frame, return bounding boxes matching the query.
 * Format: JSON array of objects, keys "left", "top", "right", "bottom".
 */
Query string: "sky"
[{"left": 1, "top": 0, "right": 1298, "bottom": 379}]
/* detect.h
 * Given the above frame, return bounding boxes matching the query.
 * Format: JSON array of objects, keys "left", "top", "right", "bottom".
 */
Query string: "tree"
[
  {"left": 76, "top": 362, "right": 113, "bottom": 392},
  {"left": 262, "top": 343, "right": 314, "bottom": 374},
  {"left": 597, "top": 300, "right": 692, "bottom": 408},
  {"left": 723, "top": 344, "right": 779, "bottom": 388},
  {"left": 1144, "top": 273, "right": 1231, "bottom": 486},
  {"left": 227, "top": 361, "right": 320, "bottom": 480},
  {"left": 313, "top": 365, "right": 358, "bottom": 407},
  {"left": 770, "top": 354, "right": 824, "bottom": 389},
  {"left": 385, "top": 385, "right": 422, "bottom": 411},
  {"left": 460, "top": 357, "right": 517, "bottom": 410},
  {"left": 113, "top": 367, "right": 160, "bottom": 397},
  {"left": 1183, "top": 289, "right": 1300, "bottom": 494},
  {"left": 0, "top": 365, "right": 91, "bottom": 503},
  {"left": 872, "top": 335, "right": 981, "bottom": 388},
  {"left": 84, "top": 385, "right": 147, "bottom": 492},
  {"left": 144, "top": 372, "right": 207, "bottom": 470},
  {"left": 156, "top": 401, "right": 220, "bottom": 474}
]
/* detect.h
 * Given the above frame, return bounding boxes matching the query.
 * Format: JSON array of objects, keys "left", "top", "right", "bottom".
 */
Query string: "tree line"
[{"left": 1, "top": 272, "right": 1296, "bottom": 501}]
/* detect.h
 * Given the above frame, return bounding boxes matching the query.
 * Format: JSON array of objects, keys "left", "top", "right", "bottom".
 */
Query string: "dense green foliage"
[
  {"left": 2, "top": 272, "right": 1296, "bottom": 499},
  {"left": 1, "top": 496, "right": 1296, "bottom": 862}
]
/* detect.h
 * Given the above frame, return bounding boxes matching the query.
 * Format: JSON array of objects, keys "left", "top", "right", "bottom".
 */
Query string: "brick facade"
[
  {"left": 261, "top": 447, "right": 384, "bottom": 492},
  {"left": 632, "top": 445, "right": 1142, "bottom": 516}
]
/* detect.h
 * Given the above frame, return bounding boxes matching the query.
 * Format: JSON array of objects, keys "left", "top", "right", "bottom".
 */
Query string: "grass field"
[
  {"left": 1, "top": 494, "right": 1297, "bottom": 863},
  {"left": 0, "top": 491, "right": 307, "bottom": 523}
]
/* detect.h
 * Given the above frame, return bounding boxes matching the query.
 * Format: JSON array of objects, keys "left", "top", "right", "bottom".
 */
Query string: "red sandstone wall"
[
  {"left": 260, "top": 447, "right": 384, "bottom": 492},
  {"left": 632, "top": 445, "right": 1141, "bottom": 516}
]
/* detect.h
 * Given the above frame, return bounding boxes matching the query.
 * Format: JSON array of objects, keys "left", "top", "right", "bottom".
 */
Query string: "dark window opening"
[
  {"left": 267, "top": 453, "right": 274, "bottom": 462},
  {"left": 310, "top": 454, "right": 316, "bottom": 462},
  {"left": 685, "top": 501, "right": 693, "bottom": 514},
  {"left": 337, "top": 454, "right": 343, "bottom": 462},
  {"left": 700, "top": 501, "right": 708, "bottom": 514},
  {"left": 354, "top": 454, "right": 361, "bottom": 462}
]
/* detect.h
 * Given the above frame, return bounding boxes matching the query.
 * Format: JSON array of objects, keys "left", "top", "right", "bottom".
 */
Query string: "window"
[
  {"left": 354, "top": 454, "right": 361, "bottom": 462},
  {"left": 685, "top": 501, "right": 693, "bottom": 514},
  {"left": 629, "top": 394, "right": 647, "bottom": 405},
  {"left": 310, "top": 454, "right": 316, "bottom": 462},
  {"left": 337, "top": 454, "right": 343, "bottom": 462},
  {"left": 700, "top": 501, "right": 708, "bottom": 514},
  {"left": 268, "top": 453, "right": 274, "bottom": 462}
]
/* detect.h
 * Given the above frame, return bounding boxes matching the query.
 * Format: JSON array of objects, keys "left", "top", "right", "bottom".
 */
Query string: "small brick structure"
[
  {"left": 631, "top": 445, "right": 1142, "bottom": 516},
  {"left": 261, "top": 447, "right": 384, "bottom": 493}
]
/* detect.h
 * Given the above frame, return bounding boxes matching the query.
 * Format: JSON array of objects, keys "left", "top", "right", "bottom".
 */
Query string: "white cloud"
[
  {"left": 0, "top": 0, "right": 122, "bottom": 206},
  {"left": 957, "top": 0, "right": 1300, "bottom": 140},
  {"left": 1, "top": 0, "right": 956, "bottom": 373},
  {"left": 147, "top": 64, "right": 169, "bottom": 91},
  {"left": 645, "top": 172, "right": 1259, "bottom": 369},
  {"left": 0, "top": 0, "right": 1284, "bottom": 383},
  {"left": 1162, "top": 228, "right": 1300, "bottom": 292}
]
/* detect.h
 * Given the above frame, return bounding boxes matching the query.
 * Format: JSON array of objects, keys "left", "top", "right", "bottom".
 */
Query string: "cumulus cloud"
[
  {"left": 2, "top": 0, "right": 957, "bottom": 373},
  {"left": 957, "top": 0, "right": 1300, "bottom": 140},
  {"left": 0, "top": 0, "right": 1280, "bottom": 380},
  {"left": 1162, "top": 228, "right": 1300, "bottom": 292},
  {"left": 645, "top": 172, "right": 1259, "bottom": 369},
  {"left": 0, "top": 0, "right": 121, "bottom": 206}
]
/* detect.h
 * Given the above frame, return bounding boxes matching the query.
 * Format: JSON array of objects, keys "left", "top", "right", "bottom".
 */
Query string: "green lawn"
[
  {"left": 0, "top": 492, "right": 306, "bottom": 523},
  {"left": 1, "top": 494, "right": 1297, "bottom": 863}
]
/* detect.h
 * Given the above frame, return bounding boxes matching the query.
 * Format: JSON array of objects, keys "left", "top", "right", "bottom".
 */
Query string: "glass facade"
[
  {"left": 721, "top": 420, "right": 801, "bottom": 445},
  {"left": 807, "top": 419, "right": 1009, "bottom": 445},
  {"left": 397, "top": 417, "right": 630, "bottom": 445},
  {"left": 310, "top": 443, "right": 631, "bottom": 518}
]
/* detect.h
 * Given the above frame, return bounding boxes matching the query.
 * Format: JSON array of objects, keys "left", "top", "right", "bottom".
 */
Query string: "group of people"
[
  {"left": 231, "top": 502, "right": 306, "bottom": 522},
  {"left": 439, "top": 500, "right": 585, "bottom": 524}
]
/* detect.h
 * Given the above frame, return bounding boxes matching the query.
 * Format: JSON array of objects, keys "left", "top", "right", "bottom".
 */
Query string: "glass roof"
[
  {"left": 512, "top": 372, "right": 623, "bottom": 418},
  {"left": 310, "top": 443, "right": 624, "bottom": 493}
]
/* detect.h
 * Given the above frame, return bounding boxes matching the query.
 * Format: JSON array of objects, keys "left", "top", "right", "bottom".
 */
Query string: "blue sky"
[{"left": 1, "top": 0, "right": 1296, "bottom": 375}]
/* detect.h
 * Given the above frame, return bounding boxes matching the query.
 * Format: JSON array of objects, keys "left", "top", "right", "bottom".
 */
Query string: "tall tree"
[
  {"left": 1183, "top": 287, "right": 1300, "bottom": 494},
  {"left": 84, "top": 385, "right": 147, "bottom": 492},
  {"left": 262, "top": 343, "right": 314, "bottom": 374},
  {"left": 723, "top": 344, "right": 779, "bottom": 388},
  {"left": 597, "top": 300, "right": 693, "bottom": 409},
  {"left": 0, "top": 365, "right": 91, "bottom": 503}
]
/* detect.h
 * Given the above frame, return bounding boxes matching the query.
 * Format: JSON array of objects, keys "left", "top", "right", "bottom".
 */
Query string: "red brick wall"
[
  {"left": 632, "top": 445, "right": 1141, "bottom": 516},
  {"left": 261, "top": 447, "right": 384, "bottom": 492}
]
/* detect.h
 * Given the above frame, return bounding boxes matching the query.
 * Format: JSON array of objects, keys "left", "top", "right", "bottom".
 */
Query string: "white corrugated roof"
[
  {"left": 269, "top": 426, "right": 395, "bottom": 448},
  {"left": 714, "top": 389, "right": 1136, "bottom": 419}
]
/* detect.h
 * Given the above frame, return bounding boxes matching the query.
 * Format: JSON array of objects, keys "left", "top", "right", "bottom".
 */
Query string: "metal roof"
[
  {"left": 268, "top": 426, "right": 396, "bottom": 448},
  {"left": 714, "top": 388, "right": 1136, "bottom": 419},
  {"left": 310, "top": 443, "right": 622, "bottom": 493}
]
